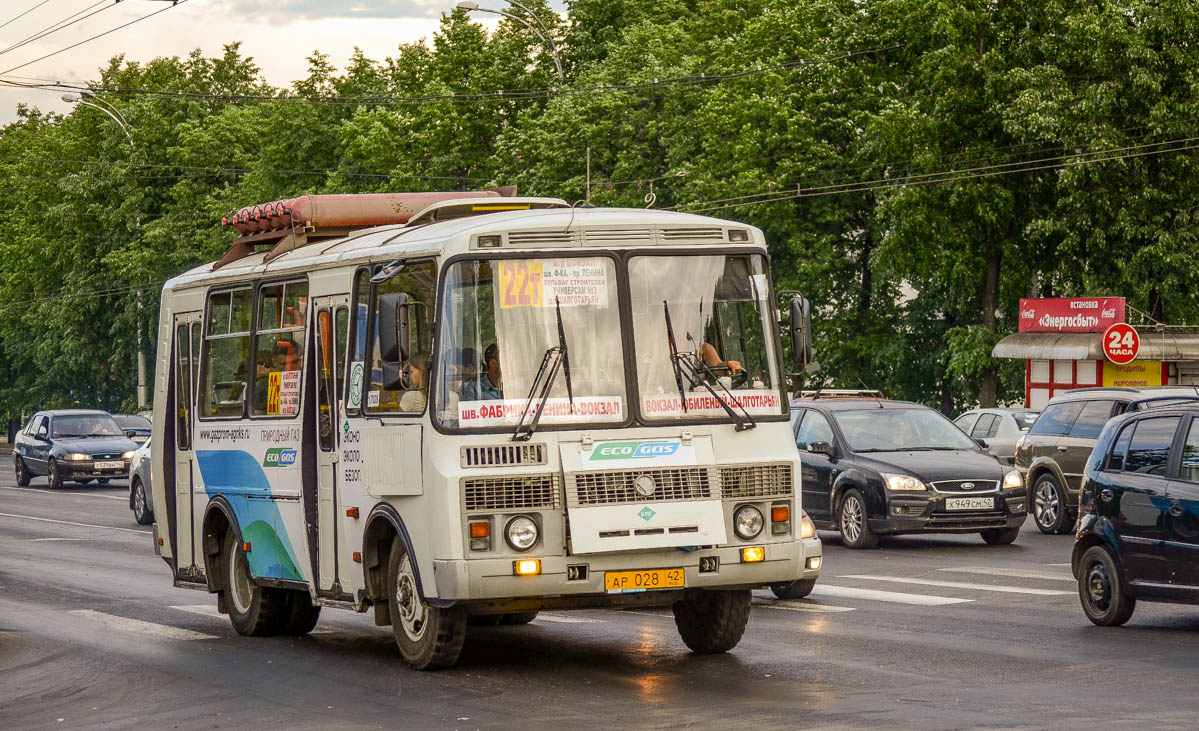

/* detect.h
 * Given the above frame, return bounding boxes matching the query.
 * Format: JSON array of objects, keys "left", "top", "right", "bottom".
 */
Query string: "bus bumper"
[{"left": 430, "top": 537, "right": 820, "bottom": 603}]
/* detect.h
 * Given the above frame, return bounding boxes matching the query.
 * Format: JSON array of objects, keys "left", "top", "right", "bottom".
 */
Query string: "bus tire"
[
  {"left": 500, "top": 611, "right": 538, "bottom": 625},
  {"left": 770, "top": 578, "right": 816, "bottom": 600},
  {"left": 279, "top": 590, "right": 321, "bottom": 636},
  {"left": 223, "top": 532, "right": 287, "bottom": 636},
  {"left": 672, "top": 589, "right": 751, "bottom": 654},
  {"left": 386, "top": 535, "right": 466, "bottom": 670}
]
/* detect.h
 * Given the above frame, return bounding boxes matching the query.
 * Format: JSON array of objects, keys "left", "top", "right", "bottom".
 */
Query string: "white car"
[
  {"left": 953, "top": 407, "right": 1039, "bottom": 464},
  {"left": 128, "top": 437, "right": 153, "bottom": 525}
]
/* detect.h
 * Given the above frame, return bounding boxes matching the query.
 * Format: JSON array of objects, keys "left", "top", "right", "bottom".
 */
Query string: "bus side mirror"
[
  {"left": 378, "top": 292, "right": 411, "bottom": 363},
  {"left": 789, "top": 295, "right": 813, "bottom": 368}
]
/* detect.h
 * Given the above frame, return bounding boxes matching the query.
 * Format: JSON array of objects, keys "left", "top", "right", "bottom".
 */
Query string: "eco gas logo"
[
  {"left": 590, "top": 440, "right": 680, "bottom": 461},
  {"left": 263, "top": 448, "right": 297, "bottom": 467}
]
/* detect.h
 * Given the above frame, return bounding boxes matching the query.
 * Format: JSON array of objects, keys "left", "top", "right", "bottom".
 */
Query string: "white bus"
[{"left": 151, "top": 190, "right": 822, "bottom": 669}]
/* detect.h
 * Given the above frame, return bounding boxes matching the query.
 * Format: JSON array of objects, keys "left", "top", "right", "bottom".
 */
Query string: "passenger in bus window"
[
  {"left": 399, "top": 352, "right": 429, "bottom": 413},
  {"left": 456, "top": 347, "right": 481, "bottom": 399},
  {"left": 699, "top": 342, "right": 742, "bottom": 375},
  {"left": 462, "top": 343, "right": 501, "bottom": 400}
]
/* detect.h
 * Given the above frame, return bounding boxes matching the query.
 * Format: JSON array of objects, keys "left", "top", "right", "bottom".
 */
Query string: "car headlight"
[
  {"left": 882, "top": 472, "right": 926, "bottom": 491},
  {"left": 66, "top": 453, "right": 90, "bottom": 461},
  {"left": 799, "top": 511, "right": 816, "bottom": 539},
  {"left": 504, "top": 515, "right": 539, "bottom": 551},
  {"left": 734, "top": 505, "right": 765, "bottom": 540},
  {"left": 122, "top": 451, "right": 136, "bottom": 460},
  {"left": 1002, "top": 470, "right": 1024, "bottom": 490}
]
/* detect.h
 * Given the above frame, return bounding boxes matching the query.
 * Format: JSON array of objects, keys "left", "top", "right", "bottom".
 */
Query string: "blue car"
[{"left": 12, "top": 410, "right": 139, "bottom": 488}]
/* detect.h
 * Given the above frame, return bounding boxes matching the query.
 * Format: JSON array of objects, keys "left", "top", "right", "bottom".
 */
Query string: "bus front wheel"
[
  {"left": 672, "top": 589, "right": 751, "bottom": 654},
  {"left": 386, "top": 535, "right": 467, "bottom": 670}
]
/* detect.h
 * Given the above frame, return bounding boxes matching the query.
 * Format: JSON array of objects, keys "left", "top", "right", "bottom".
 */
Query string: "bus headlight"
[
  {"left": 734, "top": 505, "right": 764, "bottom": 540},
  {"left": 505, "top": 515, "right": 539, "bottom": 551},
  {"left": 800, "top": 512, "right": 816, "bottom": 539}
]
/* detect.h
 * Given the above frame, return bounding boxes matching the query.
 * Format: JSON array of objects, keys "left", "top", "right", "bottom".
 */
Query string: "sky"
[{"left": 0, "top": 0, "right": 544, "bottom": 124}]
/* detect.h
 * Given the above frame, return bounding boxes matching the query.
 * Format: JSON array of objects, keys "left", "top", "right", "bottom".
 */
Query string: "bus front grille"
[
  {"left": 460, "top": 443, "right": 547, "bottom": 468},
  {"left": 463, "top": 474, "right": 560, "bottom": 511},
  {"left": 570, "top": 468, "right": 716, "bottom": 505},
  {"left": 719, "top": 464, "right": 793, "bottom": 499}
]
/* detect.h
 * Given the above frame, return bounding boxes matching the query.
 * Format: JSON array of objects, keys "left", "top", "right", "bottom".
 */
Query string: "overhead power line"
[
  {"left": 1, "top": 0, "right": 189, "bottom": 76},
  {"left": 0, "top": 0, "right": 113, "bottom": 58},
  {"left": 0, "top": 1, "right": 53, "bottom": 33}
]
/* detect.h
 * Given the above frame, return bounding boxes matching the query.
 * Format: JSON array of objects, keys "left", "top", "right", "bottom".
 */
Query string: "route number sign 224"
[{"left": 1103, "top": 323, "right": 1140, "bottom": 365}]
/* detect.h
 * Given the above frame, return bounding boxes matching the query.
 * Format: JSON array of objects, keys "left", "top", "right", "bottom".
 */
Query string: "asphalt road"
[{"left": 3, "top": 469, "right": 1199, "bottom": 730}]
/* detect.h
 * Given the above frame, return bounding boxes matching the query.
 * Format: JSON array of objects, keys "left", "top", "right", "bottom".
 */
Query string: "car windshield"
[
  {"left": 52, "top": 414, "right": 124, "bottom": 438},
  {"left": 834, "top": 408, "right": 980, "bottom": 452},
  {"left": 628, "top": 254, "right": 784, "bottom": 421},
  {"left": 1013, "top": 412, "right": 1039, "bottom": 430},
  {"left": 434, "top": 257, "right": 627, "bottom": 428},
  {"left": 113, "top": 414, "right": 151, "bottom": 431}
]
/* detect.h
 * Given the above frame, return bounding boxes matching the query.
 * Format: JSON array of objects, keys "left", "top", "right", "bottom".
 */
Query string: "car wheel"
[
  {"left": 132, "top": 477, "right": 154, "bottom": 525},
  {"left": 837, "top": 488, "right": 879, "bottom": 549},
  {"left": 47, "top": 459, "right": 63, "bottom": 489},
  {"left": 386, "top": 535, "right": 467, "bottom": 670},
  {"left": 672, "top": 589, "right": 751, "bottom": 654},
  {"left": 980, "top": 526, "right": 1021, "bottom": 545},
  {"left": 1078, "top": 545, "right": 1136, "bottom": 626},
  {"left": 1032, "top": 474, "right": 1071, "bottom": 534},
  {"left": 770, "top": 578, "right": 817, "bottom": 600},
  {"left": 223, "top": 531, "right": 288, "bottom": 636},
  {"left": 13, "top": 455, "right": 30, "bottom": 486}
]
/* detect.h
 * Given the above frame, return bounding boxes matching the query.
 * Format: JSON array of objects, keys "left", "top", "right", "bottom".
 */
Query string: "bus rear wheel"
[
  {"left": 223, "top": 532, "right": 288, "bottom": 636},
  {"left": 386, "top": 535, "right": 466, "bottom": 670},
  {"left": 672, "top": 589, "right": 751, "bottom": 654}
]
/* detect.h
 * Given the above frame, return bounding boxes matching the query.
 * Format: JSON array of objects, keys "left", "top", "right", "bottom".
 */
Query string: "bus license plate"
[
  {"left": 945, "top": 496, "right": 994, "bottom": 511},
  {"left": 94, "top": 460, "right": 124, "bottom": 470},
  {"left": 604, "top": 568, "right": 685, "bottom": 593}
]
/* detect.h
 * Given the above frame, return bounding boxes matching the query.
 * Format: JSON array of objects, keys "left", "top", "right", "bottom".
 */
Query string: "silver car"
[
  {"left": 954, "top": 407, "right": 1039, "bottom": 464},
  {"left": 128, "top": 437, "right": 153, "bottom": 525}
]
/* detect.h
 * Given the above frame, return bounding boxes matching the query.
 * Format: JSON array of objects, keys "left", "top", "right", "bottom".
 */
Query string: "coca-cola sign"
[{"left": 1018, "top": 297, "right": 1126, "bottom": 333}]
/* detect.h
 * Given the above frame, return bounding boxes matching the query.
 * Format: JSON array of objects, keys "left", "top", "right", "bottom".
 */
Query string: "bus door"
[
  {"left": 172, "top": 312, "right": 203, "bottom": 573},
  {"left": 313, "top": 297, "right": 350, "bottom": 594}
]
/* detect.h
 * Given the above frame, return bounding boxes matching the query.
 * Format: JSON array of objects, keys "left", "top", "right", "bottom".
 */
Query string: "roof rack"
[
  {"left": 799, "top": 389, "right": 885, "bottom": 399},
  {"left": 214, "top": 187, "right": 518, "bottom": 269}
]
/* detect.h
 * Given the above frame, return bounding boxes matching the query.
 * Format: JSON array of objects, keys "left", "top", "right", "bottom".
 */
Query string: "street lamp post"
[
  {"left": 63, "top": 91, "right": 148, "bottom": 411},
  {"left": 455, "top": 1, "right": 564, "bottom": 80}
]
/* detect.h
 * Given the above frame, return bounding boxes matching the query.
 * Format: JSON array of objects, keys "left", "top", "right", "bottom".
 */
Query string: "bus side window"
[
  {"left": 366, "top": 261, "right": 435, "bottom": 415},
  {"left": 345, "top": 268, "right": 369, "bottom": 416},
  {"left": 199, "top": 287, "right": 253, "bottom": 419},
  {"left": 252, "top": 280, "right": 308, "bottom": 417}
]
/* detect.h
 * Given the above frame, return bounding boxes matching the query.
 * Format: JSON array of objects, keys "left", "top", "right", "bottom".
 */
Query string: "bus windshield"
[
  {"left": 629, "top": 254, "right": 784, "bottom": 421},
  {"left": 435, "top": 257, "right": 627, "bottom": 428}
]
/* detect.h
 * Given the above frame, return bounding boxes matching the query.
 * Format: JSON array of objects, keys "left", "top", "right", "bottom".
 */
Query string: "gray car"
[
  {"left": 954, "top": 408, "right": 1040, "bottom": 464},
  {"left": 128, "top": 437, "right": 153, "bottom": 525}
]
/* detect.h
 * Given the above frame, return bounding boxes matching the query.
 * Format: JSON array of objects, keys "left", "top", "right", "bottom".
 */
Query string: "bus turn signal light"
[
  {"left": 470, "top": 521, "right": 490, "bottom": 539},
  {"left": 771, "top": 506, "right": 789, "bottom": 523},
  {"left": 741, "top": 546, "right": 765, "bottom": 563},
  {"left": 345, "top": 507, "right": 359, "bottom": 519},
  {"left": 513, "top": 559, "right": 541, "bottom": 576},
  {"left": 242, "top": 542, "right": 252, "bottom": 553}
]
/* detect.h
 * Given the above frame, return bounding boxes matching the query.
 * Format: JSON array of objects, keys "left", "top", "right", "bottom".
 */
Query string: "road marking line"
[
  {"left": 31, "top": 537, "right": 95, "bottom": 542},
  {"left": 535, "top": 613, "right": 605, "bottom": 624},
  {"left": 620, "top": 610, "right": 672, "bottom": 618},
  {"left": 753, "top": 599, "right": 855, "bottom": 613},
  {"left": 170, "top": 604, "right": 333, "bottom": 633},
  {"left": 939, "top": 566, "right": 1075, "bottom": 582},
  {"left": 840, "top": 575, "right": 1073, "bottom": 596},
  {"left": 0, "top": 511, "right": 148, "bottom": 534},
  {"left": 811, "top": 585, "right": 972, "bottom": 606},
  {"left": 71, "top": 609, "right": 216, "bottom": 641},
  {"left": 0, "top": 485, "right": 125, "bottom": 500},
  {"left": 1046, "top": 563, "right": 1071, "bottom": 567}
]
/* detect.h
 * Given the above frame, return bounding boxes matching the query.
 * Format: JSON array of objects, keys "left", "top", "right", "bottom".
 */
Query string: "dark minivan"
[{"left": 1073, "top": 405, "right": 1199, "bottom": 625}]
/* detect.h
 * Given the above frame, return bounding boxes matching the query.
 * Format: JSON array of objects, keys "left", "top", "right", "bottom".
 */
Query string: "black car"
[
  {"left": 1072, "top": 405, "right": 1199, "bottom": 626},
  {"left": 12, "top": 410, "right": 139, "bottom": 488},
  {"left": 112, "top": 413, "right": 152, "bottom": 443},
  {"left": 792, "top": 396, "right": 1028, "bottom": 548}
]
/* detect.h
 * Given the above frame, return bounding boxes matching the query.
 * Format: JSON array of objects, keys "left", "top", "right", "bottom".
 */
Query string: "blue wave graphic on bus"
[{"left": 196, "top": 450, "right": 304, "bottom": 582}]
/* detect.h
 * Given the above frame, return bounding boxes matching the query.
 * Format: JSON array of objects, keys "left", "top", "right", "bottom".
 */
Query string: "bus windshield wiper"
[
  {"left": 512, "top": 298, "right": 573, "bottom": 442},
  {"left": 663, "top": 301, "right": 689, "bottom": 414}
]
